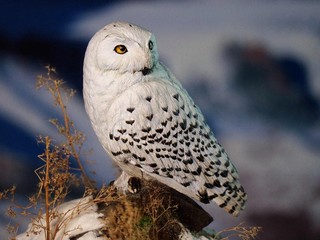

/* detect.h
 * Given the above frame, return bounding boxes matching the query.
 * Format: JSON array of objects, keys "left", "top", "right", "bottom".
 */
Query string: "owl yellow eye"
[
  {"left": 148, "top": 41, "right": 153, "bottom": 50},
  {"left": 114, "top": 45, "right": 128, "bottom": 54}
]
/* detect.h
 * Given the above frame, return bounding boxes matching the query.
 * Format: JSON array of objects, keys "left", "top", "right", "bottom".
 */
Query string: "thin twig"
[
  {"left": 44, "top": 136, "right": 51, "bottom": 240},
  {"left": 54, "top": 81, "right": 94, "bottom": 189}
]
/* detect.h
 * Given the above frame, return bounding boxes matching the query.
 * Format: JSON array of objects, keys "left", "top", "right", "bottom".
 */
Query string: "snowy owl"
[{"left": 83, "top": 22, "right": 247, "bottom": 216}]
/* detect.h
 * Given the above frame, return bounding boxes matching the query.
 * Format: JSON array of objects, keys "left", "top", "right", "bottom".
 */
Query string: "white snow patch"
[
  {"left": 16, "top": 196, "right": 104, "bottom": 240},
  {"left": 179, "top": 227, "right": 214, "bottom": 240}
]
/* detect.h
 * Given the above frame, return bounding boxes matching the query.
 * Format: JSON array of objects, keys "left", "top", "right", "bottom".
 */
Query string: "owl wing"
[{"left": 105, "top": 78, "right": 247, "bottom": 216}]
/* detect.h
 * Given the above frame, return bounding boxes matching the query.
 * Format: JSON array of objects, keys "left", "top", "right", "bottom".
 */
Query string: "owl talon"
[
  {"left": 128, "top": 177, "right": 142, "bottom": 193},
  {"left": 113, "top": 171, "right": 141, "bottom": 194}
]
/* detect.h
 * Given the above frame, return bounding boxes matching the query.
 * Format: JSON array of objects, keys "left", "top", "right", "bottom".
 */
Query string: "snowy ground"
[{"left": 1, "top": 1, "right": 320, "bottom": 239}]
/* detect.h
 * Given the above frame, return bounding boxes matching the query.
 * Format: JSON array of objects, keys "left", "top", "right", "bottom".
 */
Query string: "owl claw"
[
  {"left": 113, "top": 171, "right": 141, "bottom": 194},
  {"left": 128, "top": 177, "right": 142, "bottom": 193}
]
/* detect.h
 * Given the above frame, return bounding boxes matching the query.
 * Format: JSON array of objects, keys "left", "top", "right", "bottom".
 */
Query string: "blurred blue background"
[{"left": 1, "top": 1, "right": 320, "bottom": 239}]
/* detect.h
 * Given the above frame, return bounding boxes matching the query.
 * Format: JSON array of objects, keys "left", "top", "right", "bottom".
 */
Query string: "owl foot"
[
  {"left": 113, "top": 171, "right": 142, "bottom": 194},
  {"left": 128, "top": 177, "right": 142, "bottom": 193}
]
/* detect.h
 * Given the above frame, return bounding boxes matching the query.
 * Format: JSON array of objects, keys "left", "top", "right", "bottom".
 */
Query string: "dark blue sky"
[{"left": 0, "top": 1, "right": 116, "bottom": 39}]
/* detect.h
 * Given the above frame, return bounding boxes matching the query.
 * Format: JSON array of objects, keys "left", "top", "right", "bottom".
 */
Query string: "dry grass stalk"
[
  {"left": 36, "top": 65, "right": 94, "bottom": 189},
  {"left": 1, "top": 66, "right": 94, "bottom": 239},
  {"left": 214, "top": 222, "right": 262, "bottom": 240},
  {"left": 0, "top": 186, "right": 16, "bottom": 201},
  {"left": 93, "top": 182, "right": 181, "bottom": 240}
]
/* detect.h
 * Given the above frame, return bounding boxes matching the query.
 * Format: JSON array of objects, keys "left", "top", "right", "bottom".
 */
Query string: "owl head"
[{"left": 85, "top": 22, "right": 159, "bottom": 76}]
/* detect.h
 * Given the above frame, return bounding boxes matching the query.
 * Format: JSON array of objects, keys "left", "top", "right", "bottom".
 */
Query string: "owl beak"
[{"left": 141, "top": 67, "right": 152, "bottom": 76}]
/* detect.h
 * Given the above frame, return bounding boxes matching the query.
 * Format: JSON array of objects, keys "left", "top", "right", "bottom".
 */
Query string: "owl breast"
[{"left": 104, "top": 79, "right": 194, "bottom": 163}]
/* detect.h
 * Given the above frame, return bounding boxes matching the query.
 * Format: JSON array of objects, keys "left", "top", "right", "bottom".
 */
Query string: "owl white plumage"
[{"left": 83, "top": 22, "right": 247, "bottom": 216}]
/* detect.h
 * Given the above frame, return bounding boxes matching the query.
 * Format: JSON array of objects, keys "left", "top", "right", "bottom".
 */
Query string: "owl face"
[{"left": 90, "top": 22, "right": 159, "bottom": 75}]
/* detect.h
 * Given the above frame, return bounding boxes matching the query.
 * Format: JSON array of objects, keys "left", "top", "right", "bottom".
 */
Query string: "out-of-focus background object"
[{"left": 1, "top": 1, "right": 319, "bottom": 239}]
